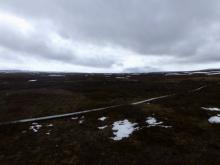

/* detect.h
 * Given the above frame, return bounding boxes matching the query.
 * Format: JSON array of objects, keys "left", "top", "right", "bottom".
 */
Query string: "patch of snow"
[
  {"left": 28, "top": 79, "right": 37, "bottom": 82},
  {"left": 98, "top": 125, "right": 108, "bottom": 130},
  {"left": 146, "top": 117, "right": 171, "bottom": 128},
  {"left": 46, "top": 131, "right": 51, "bottom": 135},
  {"left": 116, "top": 77, "right": 125, "bottom": 79},
  {"left": 202, "top": 107, "right": 220, "bottom": 111},
  {"left": 191, "top": 72, "right": 209, "bottom": 74},
  {"left": 48, "top": 74, "right": 65, "bottom": 77},
  {"left": 208, "top": 115, "right": 220, "bottom": 124},
  {"left": 47, "top": 124, "right": 53, "bottom": 127},
  {"left": 78, "top": 117, "right": 84, "bottom": 124},
  {"left": 165, "top": 73, "right": 187, "bottom": 76},
  {"left": 111, "top": 119, "right": 138, "bottom": 141},
  {"left": 98, "top": 116, "right": 107, "bottom": 121},
  {"left": 71, "top": 117, "right": 78, "bottom": 120},
  {"left": 78, "top": 120, "right": 84, "bottom": 124},
  {"left": 29, "top": 123, "right": 42, "bottom": 132},
  {"left": 159, "top": 125, "right": 172, "bottom": 128},
  {"left": 207, "top": 72, "right": 220, "bottom": 75},
  {"left": 146, "top": 117, "right": 163, "bottom": 127}
]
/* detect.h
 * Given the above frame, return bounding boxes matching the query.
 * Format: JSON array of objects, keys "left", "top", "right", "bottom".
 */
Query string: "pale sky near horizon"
[{"left": 0, "top": 0, "right": 220, "bottom": 73}]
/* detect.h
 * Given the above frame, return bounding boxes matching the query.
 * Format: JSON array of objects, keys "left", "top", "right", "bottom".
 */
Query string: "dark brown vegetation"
[{"left": 0, "top": 72, "right": 220, "bottom": 165}]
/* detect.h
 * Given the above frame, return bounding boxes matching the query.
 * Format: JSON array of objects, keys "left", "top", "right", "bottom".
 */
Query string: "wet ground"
[{"left": 0, "top": 72, "right": 220, "bottom": 164}]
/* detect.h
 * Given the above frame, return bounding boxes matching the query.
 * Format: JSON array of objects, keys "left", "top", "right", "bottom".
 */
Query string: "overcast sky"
[{"left": 0, "top": 0, "right": 220, "bottom": 73}]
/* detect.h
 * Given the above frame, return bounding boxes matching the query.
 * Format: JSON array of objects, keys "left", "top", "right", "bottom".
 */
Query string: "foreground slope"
[{"left": 0, "top": 72, "right": 220, "bottom": 164}]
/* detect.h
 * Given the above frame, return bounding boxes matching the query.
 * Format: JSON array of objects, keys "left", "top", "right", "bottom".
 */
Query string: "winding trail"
[
  {"left": 131, "top": 94, "right": 173, "bottom": 105},
  {"left": 189, "top": 85, "right": 207, "bottom": 93},
  {"left": 0, "top": 86, "right": 206, "bottom": 126}
]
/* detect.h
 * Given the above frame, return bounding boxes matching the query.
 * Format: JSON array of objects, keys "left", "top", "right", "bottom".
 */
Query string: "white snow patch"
[
  {"left": 78, "top": 120, "right": 84, "bottom": 124},
  {"left": 71, "top": 117, "right": 78, "bottom": 120},
  {"left": 28, "top": 79, "right": 37, "bottom": 82},
  {"left": 208, "top": 115, "right": 220, "bottom": 124},
  {"left": 202, "top": 107, "right": 220, "bottom": 111},
  {"left": 207, "top": 72, "right": 220, "bottom": 75},
  {"left": 111, "top": 119, "right": 138, "bottom": 141},
  {"left": 146, "top": 117, "right": 163, "bottom": 127},
  {"left": 78, "top": 116, "right": 85, "bottom": 124},
  {"left": 98, "top": 116, "right": 107, "bottom": 121},
  {"left": 159, "top": 125, "right": 172, "bottom": 128},
  {"left": 46, "top": 131, "right": 51, "bottom": 135},
  {"left": 47, "top": 124, "right": 53, "bottom": 127},
  {"left": 116, "top": 77, "right": 126, "bottom": 79},
  {"left": 48, "top": 74, "right": 65, "bottom": 77},
  {"left": 146, "top": 117, "right": 171, "bottom": 128},
  {"left": 165, "top": 73, "right": 187, "bottom": 76},
  {"left": 98, "top": 125, "right": 108, "bottom": 130},
  {"left": 29, "top": 123, "right": 42, "bottom": 132}
]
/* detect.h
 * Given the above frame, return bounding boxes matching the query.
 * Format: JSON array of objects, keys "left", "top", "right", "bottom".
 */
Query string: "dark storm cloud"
[{"left": 0, "top": 0, "right": 220, "bottom": 72}]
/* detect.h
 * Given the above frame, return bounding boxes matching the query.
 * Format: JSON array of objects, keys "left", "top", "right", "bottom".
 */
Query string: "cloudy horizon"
[{"left": 1, "top": 0, "right": 220, "bottom": 73}]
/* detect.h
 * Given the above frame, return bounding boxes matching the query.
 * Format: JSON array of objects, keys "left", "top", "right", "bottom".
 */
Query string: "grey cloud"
[{"left": 0, "top": 0, "right": 220, "bottom": 71}]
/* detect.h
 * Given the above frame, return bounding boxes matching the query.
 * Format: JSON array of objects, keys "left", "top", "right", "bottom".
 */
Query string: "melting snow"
[
  {"left": 146, "top": 117, "right": 163, "bottom": 127},
  {"left": 98, "top": 116, "right": 107, "bottom": 121},
  {"left": 28, "top": 79, "right": 37, "bottom": 82},
  {"left": 78, "top": 120, "right": 84, "bottom": 124},
  {"left": 146, "top": 117, "right": 171, "bottom": 128},
  {"left": 47, "top": 124, "right": 53, "bottom": 127},
  {"left": 208, "top": 115, "right": 220, "bottom": 124},
  {"left": 48, "top": 74, "right": 65, "bottom": 77},
  {"left": 29, "top": 123, "right": 42, "bottom": 132},
  {"left": 98, "top": 125, "right": 108, "bottom": 130},
  {"left": 159, "top": 125, "right": 172, "bottom": 128},
  {"left": 46, "top": 131, "right": 51, "bottom": 135},
  {"left": 165, "top": 73, "right": 186, "bottom": 76},
  {"left": 207, "top": 72, "right": 220, "bottom": 75},
  {"left": 78, "top": 116, "right": 85, "bottom": 124},
  {"left": 111, "top": 119, "right": 138, "bottom": 141},
  {"left": 116, "top": 77, "right": 125, "bottom": 79},
  {"left": 202, "top": 107, "right": 220, "bottom": 111},
  {"left": 71, "top": 117, "right": 78, "bottom": 120}
]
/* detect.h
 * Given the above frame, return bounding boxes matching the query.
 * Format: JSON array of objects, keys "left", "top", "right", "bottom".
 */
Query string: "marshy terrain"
[{"left": 0, "top": 71, "right": 220, "bottom": 164}]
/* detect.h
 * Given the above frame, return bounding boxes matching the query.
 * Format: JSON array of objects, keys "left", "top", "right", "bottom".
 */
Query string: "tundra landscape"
[
  {"left": 1, "top": 0, "right": 220, "bottom": 164},
  {"left": 0, "top": 70, "right": 220, "bottom": 164}
]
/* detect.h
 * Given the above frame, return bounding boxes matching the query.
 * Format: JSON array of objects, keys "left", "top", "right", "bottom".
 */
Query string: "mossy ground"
[{"left": 0, "top": 73, "right": 220, "bottom": 164}]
